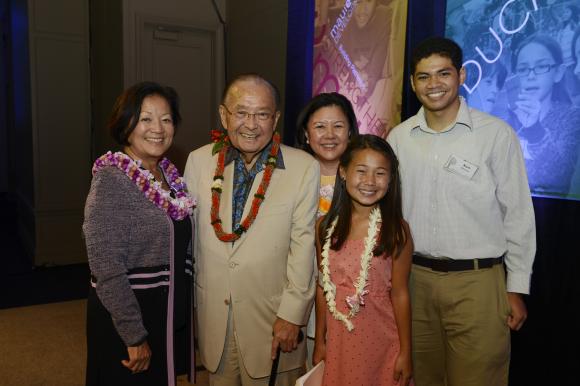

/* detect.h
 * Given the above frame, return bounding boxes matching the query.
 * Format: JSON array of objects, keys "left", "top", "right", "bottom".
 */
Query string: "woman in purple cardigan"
[{"left": 83, "top": 82, "right": 196, "bottom": 386}]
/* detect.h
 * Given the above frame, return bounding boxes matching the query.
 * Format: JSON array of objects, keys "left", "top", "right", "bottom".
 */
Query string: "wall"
[
  {"left": 89, "top": 0, "right": 123, "bottom": 159},
  {"left": 122, "top": 0, "right": 225, "bottom": 86},
  {"left": 27, "top": 0, "right": 91, "bottom": 265},
  {"left": 7, "top": 0, "right": 34, "bottom": 257},
  {"left": 225, "top": 0, "right": 288, "bottom": 133}
]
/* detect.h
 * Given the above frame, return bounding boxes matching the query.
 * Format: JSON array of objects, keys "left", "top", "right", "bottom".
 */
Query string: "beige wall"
[{"left": 225, "top": 0, "right": 288, "bottom": 133}]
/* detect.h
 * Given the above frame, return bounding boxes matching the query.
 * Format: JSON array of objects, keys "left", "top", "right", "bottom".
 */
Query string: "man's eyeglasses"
[
  {"left": 222, "top": 105, "right": 275, "bottom": 121},
  {"left": 515, "top": 63, "right": 557, "bottom": 77}
]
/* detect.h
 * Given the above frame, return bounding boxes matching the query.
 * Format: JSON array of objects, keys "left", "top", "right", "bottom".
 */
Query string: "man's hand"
[
  {"left": 271, "top": 317, "right": 300, "bottom": 359},
  {"left": 507, "top": 292, "right": 528, "bottom": 331},
  {"left": 122, "top": 340, "right": 152, "bottom": 373}
]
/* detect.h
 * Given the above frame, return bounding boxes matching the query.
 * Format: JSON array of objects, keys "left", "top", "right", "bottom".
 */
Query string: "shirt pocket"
[{"left": 442, "top": 166, "right": 494, "bottom": 201}]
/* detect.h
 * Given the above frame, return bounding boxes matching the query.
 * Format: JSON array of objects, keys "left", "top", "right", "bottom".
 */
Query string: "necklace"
[
  {"left": 210, "top": 132, "right": 281, "bottom": 242},
  {"left": 92, "top": 151, "right": 195, "bottom": 220},
  {"left": 320, "top": 207, "right": 381, "bottom": 331}
]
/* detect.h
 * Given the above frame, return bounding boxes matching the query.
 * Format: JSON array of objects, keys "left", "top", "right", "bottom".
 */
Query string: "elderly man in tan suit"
[{"left": 184, "top": 74, "right": 319, "bottom": 385}]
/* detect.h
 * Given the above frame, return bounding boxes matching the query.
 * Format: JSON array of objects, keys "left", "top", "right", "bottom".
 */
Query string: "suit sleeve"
[{"left": 276, "top": 159, "right": 320, "bottom": 325}]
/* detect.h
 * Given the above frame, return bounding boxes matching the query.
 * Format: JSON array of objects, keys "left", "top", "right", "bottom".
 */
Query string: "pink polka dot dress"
[{"left": 322, "top": 239, "right": 401, "bottom": 386}]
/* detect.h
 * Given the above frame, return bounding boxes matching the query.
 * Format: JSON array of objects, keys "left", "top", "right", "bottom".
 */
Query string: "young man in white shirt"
[{"left": 387, "top": 37, "right": 536, "bottom": 386}]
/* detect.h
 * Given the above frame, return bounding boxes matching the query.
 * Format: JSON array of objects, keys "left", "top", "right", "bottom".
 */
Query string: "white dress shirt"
[{"left": 388, "top": 97, "right": 536, "bottom": 294}]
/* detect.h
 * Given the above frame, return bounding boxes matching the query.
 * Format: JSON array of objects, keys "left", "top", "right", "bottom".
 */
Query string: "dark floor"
[{"left": 0, "top": 192, "right": 89, "bottom": 309}]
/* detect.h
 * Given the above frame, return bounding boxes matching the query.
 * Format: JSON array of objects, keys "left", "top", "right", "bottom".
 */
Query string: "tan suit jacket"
[{"left": 184, "top": 143, "right": 319, "bottom": 378}]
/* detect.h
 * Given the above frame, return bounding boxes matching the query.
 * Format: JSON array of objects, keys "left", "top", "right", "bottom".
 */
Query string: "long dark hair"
[{"left": 319, "top": 134, "right": 407, "bottom": 258}]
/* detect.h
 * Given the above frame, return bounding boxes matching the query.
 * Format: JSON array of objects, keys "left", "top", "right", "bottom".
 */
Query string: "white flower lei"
[{"left": 320, "top": 207, "right": 381, "bottom": 331}]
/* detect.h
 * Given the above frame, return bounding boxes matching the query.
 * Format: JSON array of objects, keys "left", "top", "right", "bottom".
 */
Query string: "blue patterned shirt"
[{"left": 225, "top": 142, "right": 285, "bottom": 236}]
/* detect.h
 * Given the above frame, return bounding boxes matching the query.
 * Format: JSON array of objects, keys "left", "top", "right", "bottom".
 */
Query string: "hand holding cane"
[{"left": 269, "top": 330, "right": 304, "bottom": 386}]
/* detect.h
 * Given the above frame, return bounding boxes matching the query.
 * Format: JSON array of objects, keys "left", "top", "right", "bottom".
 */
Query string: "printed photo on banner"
[
  {"left": 312, "top": 0, "right": 408, "bottom": 138},
  {"left": 446, "top": 0, "right": 580, "bottom": 201}
]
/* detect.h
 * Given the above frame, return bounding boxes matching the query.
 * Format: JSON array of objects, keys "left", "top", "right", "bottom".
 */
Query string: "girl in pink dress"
[{"left": 313, "top": 134, "right": 413, "bottom": 386}]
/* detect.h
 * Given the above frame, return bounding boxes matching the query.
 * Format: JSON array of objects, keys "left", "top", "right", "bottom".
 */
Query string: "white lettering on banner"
[
  {"left": 475, "top": 28, "right": 503, "bottom": 64},
  {"left": 330, "top": 0, "right": 357, "bottom": 44},
  {"left": 499, "top": 0, "right": 538, "bottom": 35},
  {"left": 462, "top": 60, "right": 483, "bottom": 94},
  {"left": 462, "top": 0, "right": 539, "bottom": 94}
]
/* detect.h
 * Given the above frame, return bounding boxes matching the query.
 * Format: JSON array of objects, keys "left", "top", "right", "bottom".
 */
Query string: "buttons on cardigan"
[
  {"left": 224, "top": 298, "right": 230, "bottom": 305},
  {"left": 229, "top": 262, "right": 238, "bottom": 269}
]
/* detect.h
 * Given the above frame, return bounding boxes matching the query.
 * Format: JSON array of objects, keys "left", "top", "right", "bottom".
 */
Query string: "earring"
[{"left": 306, "top": 138, "right": 310, "bottom": 144}]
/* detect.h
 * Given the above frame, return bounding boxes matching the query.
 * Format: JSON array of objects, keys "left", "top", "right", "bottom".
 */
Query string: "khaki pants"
[
  {"left": 411, "top": 263, "right": 511, "bottom": 386},
  {"left": 210, "top": 309, "right": 304, "bottom": 386}
]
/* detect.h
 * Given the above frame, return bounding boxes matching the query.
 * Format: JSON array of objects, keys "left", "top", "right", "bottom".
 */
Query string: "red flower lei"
[{"left": 210, "top": 131, "right": 281, "bottom": 242}]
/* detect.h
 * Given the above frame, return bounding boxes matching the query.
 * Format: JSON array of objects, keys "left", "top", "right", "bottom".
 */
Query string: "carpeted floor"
[
  {"left": 0, "top": 300, "right": 208, "bottom": 386},
  {"left": 0, "top": 300, "right": 87, "bottom": 385}
]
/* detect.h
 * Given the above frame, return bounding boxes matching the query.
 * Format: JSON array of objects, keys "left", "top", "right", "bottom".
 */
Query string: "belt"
[{"left": 412, "top": 254, "right": 503, "bottom": 272}]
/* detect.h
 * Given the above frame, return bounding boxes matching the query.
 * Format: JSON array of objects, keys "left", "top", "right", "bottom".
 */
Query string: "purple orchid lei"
[{"left": 92, "top": 151, "right": 196, "bottom": 220}]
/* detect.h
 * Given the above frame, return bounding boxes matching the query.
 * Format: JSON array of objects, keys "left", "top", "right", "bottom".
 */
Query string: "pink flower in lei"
[{"left": 92, "top": 151, "right": 196, "bottom": 220}]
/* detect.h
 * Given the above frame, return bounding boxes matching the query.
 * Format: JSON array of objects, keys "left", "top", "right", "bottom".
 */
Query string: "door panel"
[{"left": 140, "top": 21, "right": 216, "bottom": 170}]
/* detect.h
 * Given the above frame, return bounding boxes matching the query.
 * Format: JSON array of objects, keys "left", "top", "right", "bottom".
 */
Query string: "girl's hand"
[
  {"left": 393, "top": 351, "right": 412, "bottom": 386},
  {"left": 122, "top": 341, "right": 152, "bottom": 374},
  {"left": 312, "top": 340, "right": 326, "bottom": 366}
]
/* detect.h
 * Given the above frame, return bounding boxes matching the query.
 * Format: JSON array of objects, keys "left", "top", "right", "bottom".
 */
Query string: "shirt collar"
[
  {"left": 224, "top": 141, "right": 286, "bottom": 169},
  {"left": 410, "top": 96, "right": 473, "bottom": 135}
]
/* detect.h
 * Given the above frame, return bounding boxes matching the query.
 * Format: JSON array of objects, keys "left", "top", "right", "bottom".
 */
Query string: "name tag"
[{"left": 444, "top": 154, "right": 478, "bottom": 180}]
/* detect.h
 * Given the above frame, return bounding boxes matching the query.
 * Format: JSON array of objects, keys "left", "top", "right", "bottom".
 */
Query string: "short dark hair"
[
  {"left": 108, "top": 81, "right": 181, "bottom": 146},
  {"left": 221, "top": 73, "right": 280, "bottom": 110},
  {"left": 411, "top": 37, "right": 463, "bottom": 75},
  {"left": 319, "top": 134, "right": 407, "bottom": 258},
  {"left": 295, "top": 92, "right": 359, "bottom": 155}
]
